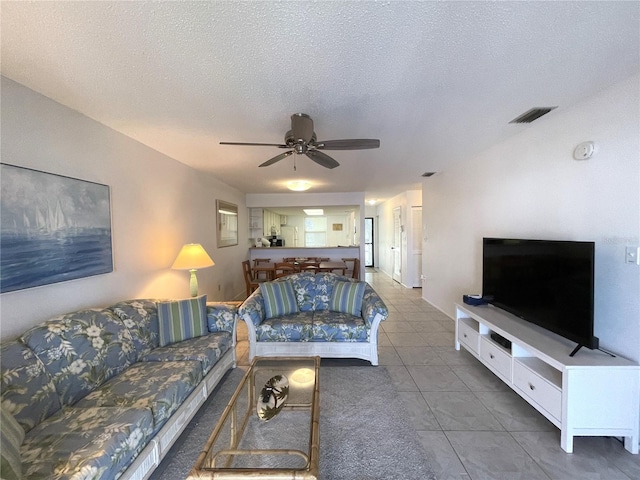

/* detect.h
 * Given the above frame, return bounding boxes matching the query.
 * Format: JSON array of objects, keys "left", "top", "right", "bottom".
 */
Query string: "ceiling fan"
[{"left": 220, "top": 113, "right": 380, "bottom": 169}]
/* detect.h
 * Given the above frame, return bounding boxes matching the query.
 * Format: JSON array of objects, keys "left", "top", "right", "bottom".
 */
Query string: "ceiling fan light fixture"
[
  {"left": 220, "top": 113, "right": 380, "bottom": 170},
  {"left": 286, "top": 180, "right": 312, "bottom": 191}
]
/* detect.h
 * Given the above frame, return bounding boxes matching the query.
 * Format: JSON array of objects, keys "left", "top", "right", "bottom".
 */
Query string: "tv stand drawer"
[
  {"left": 480, "top": 336, "right": 512, "bottom": 381},
  {"left": 513, "top": 359, "right": 561, "bottom": 422},
  {"left": 457, "top": 318, "right": 479, "bottom": 355}
]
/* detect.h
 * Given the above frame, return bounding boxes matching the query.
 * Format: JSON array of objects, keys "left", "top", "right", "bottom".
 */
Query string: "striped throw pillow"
[
  {"left": 261, "top": 281, "right": 299, "bottom": 319},
  {"left": 157, "top": 295, "right": 207, "bottom": 346},
  {"left": 1, "top": 407, "right": 24, "bottom": 480},
  {"left": 330, "top": 281, "right": 366, "bottom": 316}
]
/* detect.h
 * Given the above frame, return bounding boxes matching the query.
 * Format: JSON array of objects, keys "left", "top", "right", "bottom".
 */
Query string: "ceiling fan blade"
[
  {"left": 259, "top": 150, "right": 294, "bottom": 167},
  {"left": 220, "top": 141, "right": 288, "bottom": 148},
  {"left": 314, "top": 139, "right": 380, "bottom": 150},
  {"left": 290, "top": 113, "right": 314, "bottom": 143},
  {"left": 305, "top": 150, "right": 340, "bottom": 169}
]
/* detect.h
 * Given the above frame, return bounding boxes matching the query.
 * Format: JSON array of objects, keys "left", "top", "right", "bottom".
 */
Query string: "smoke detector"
[{"left": 573, "top": 141, "right": 595, "bottom": 160}]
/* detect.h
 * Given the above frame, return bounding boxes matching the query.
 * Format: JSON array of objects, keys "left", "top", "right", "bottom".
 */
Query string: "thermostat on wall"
[{"left": 573, "top": 141, "right": 595, "bottom": 160}]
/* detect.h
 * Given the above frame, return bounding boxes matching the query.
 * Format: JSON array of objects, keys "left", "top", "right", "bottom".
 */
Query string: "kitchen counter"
[
  {"left": 249, "top": 246, "right": 360, "bottom": 264},
  {"left": 249, "top": 246, "right": 359, "bottom": 250}
]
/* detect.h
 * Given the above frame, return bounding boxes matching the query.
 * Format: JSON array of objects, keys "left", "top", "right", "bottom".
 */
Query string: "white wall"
[
  {"left": 246, "top": 192, "right": 364, "bottom": 213},
  {"left": 1, "top": 78, "right": 248, "bottom": 340},
  {"left": 423, "top": 74, "right": 640, "bottom": 362}
]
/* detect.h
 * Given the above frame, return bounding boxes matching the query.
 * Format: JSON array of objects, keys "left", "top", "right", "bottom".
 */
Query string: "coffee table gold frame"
[{"left": 189, "top": 356, "right": 320, "bottom": 479}]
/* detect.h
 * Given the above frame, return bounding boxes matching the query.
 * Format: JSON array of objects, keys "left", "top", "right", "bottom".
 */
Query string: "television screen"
[{"left": 482, "top": 238, "right": 598, "bottom": 351}]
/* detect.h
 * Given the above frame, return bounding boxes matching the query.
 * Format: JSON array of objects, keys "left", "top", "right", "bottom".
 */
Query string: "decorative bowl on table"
[{"left": 256, "top": 374, "right": 289, "bottom": 421}]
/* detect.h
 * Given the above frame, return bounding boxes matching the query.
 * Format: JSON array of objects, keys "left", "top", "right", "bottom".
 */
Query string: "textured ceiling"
[{"left": 2, "top": 1, "right": 639, "bottom": 202}]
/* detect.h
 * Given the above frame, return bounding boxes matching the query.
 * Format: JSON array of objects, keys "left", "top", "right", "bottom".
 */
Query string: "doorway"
[
  {"left": 411, "top": 206, "right": 423, "bottom": 287},
  {"left": 392, "top": 207, "right": 402, "bottom": 283},
  {"left": 364, "top": 217, "right": 374, "bottom": 267}
]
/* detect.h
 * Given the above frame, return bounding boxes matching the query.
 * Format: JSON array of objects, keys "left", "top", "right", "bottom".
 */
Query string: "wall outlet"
[{"left": 625, "top": 246, "right": 640, "bottom": 265}]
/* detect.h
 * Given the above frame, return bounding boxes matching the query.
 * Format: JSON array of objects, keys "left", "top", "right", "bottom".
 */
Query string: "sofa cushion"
[
  {"left": 255, "top": 311, "right": 314, "bottom": 342},
  {"left": 310, "top": 272, "right": 351, "bottom": 311},
  {"left": 329, "top": 281, "right": 366, "bottom": 316},
  {"left": 109, "top": 299, "right": 160, "bottom": 358},
  {"left": 312, "top": 310, "right": 369, "bottom": 342},
  {"left": 20, "top": 310, "right": 137, "bottom": 408},
  {"left": 0, "top": 341, "right": 61, "bottom": 433},
  {"left": 287, "top": 272, "right": 318, "bottom": 311},
  {"left": 238, "top": 290, "right": 266, "bottom": 328},
  {"left": 261, "top": 281, "right": 299, "bottom": 319},
  {"left": 21, "top": 406, "right": 153, "bottom": 480},
  {"left": 157, "top": 295, "right": 207, "bottom": 347},
  {"left": 206, "top": 302, "right": 240, "bottom": 333},
  {"left": 75, "top": 360, "right": 202, "bottom": 428},
  {"left": 140, "top": 332, "right": 232, "bottom": 375},
  {"left": 1, "top": 407, "right": 24, "bottom": 480}
]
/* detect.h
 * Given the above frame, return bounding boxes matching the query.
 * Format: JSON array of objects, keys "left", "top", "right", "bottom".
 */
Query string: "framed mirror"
[{"left": 216, "top": 200, "right": 238, "bottom": 247}]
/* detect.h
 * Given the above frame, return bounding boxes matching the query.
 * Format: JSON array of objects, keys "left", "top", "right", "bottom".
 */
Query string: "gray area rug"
[{"left": 149, "top": 363, "right": 436, "bottom": 480}]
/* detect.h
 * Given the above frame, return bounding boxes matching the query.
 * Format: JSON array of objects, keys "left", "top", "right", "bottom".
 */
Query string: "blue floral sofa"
[
  {"left": 0, "top": 298, "right": 238, "bottom": 480},
  {"left": 239, "top": 272, "right": 388, "bottom": 365}
]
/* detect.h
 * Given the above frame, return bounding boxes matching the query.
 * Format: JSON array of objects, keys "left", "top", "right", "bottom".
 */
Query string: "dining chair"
[
  {"left": 242, "top": 260, "right": 261, "bottom": 297},
  {"left": 342, "top": 257, "right": 358, "bottom": 277},
  {"left": 253, "top": 258, "right": 271, "bottom": 280},
  {"left": 274, "top": 262, "right": 296, "bottom": 278},
  {"left": 317, "top": 261, "right": 346, "bottom": 275},
  {"left": 300, "top": 260, "right": 320, "bottom": 273},
  {"left": 351, "top": 258, "right": 361, "bottom": 279}
]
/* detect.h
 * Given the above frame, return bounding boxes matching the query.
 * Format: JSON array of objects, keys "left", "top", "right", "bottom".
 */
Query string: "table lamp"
[{"left": 171, "top": 243, "right": 215, "bottom": 297}]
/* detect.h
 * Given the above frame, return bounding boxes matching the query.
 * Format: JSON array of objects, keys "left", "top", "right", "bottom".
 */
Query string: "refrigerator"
[{"left": 280, "top": 226, "right": 299, "bottom": 247}]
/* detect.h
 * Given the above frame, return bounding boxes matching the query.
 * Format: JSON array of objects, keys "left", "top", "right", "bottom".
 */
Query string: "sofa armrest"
[
  {"left": 361, "top": 285, "right": 389, "bottom": 328},
  {"left": 206, "top": 302, "right": 241, "bottom": 334},
  {"left": 238, "top": 289, "right": 266, "bottom": 328}
]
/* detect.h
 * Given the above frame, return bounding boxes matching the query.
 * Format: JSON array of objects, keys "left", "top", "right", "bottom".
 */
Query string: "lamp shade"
[{"left": 171, "top": 244, "right": 215, "bottom": 270}]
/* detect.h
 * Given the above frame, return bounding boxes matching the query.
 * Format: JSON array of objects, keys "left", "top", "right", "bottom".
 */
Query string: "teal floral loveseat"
[
  {"left": 239, "top": 272, "right": 388, "bottom": 365},
  {"left": 0, "top": 298, "right": 238, "bottom": 480}
]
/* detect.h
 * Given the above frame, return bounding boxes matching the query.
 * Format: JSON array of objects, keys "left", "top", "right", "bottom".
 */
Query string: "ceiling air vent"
[
  {"left": 509, "top": 107, "right": 557, "bottom": 124},
  {"left": 422, "top": 172, "right": 436, "bottom": 177}
]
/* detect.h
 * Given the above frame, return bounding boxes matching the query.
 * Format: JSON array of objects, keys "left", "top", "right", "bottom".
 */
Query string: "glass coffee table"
[{"left": 190, "top": 356, "right": 320, "bottom": 479}]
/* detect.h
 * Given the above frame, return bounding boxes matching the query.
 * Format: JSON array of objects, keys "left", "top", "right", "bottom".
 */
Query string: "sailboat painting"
[{"left": 1, "top": 164, "right": 113, "bottom": 293}]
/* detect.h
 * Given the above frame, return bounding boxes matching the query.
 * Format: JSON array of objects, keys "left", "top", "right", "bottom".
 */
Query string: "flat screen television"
[{"left": 482, "top": 238, "right": 598, "bottom": 356}]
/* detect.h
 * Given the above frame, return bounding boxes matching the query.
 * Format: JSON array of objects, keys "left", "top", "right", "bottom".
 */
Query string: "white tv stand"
[{"left": 455, "top": 303, "right": 639, "bottom": 454}]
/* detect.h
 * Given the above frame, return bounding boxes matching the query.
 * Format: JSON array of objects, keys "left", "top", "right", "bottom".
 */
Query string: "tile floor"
[{"left": 235, "top": 269, "right": 640, "bottom": 480}]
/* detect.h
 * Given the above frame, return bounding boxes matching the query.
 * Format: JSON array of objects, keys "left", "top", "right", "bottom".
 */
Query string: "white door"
[
  {"left": 411, "top": 206, "right": 423, "bottom": 287},
  {"left": 392, "top": 207, "right": 402, "bottom": 283}
]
